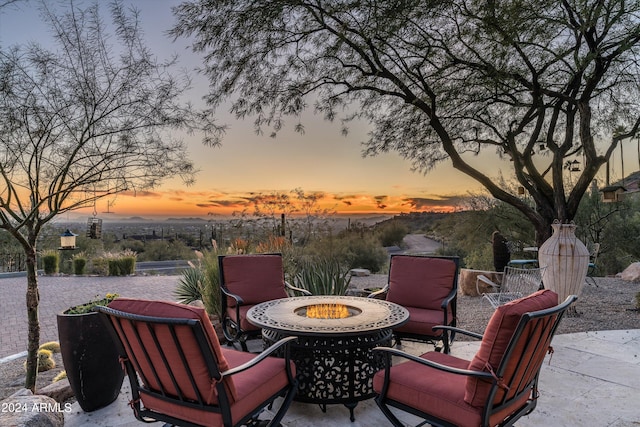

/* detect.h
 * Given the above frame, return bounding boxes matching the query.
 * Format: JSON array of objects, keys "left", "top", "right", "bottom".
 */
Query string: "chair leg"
[
  {"left": 374, "top": 396, "right": 406, "bottom": 427},
  {"left": 267, "top": 382, "right": 298, "bottom": 427}
]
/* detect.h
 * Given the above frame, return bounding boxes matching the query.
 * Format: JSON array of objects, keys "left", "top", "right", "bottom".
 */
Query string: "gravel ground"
[
  {"left": 2, "top": 275, "right": 639, "bottom": 401},
  {"left": 349, "top": 275, "right": 640, "bottom": 339}
]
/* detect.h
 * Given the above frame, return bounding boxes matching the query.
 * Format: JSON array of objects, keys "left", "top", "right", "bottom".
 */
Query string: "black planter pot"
[{"left": 57, "top": 311, "right": 124, "bottom": 412}]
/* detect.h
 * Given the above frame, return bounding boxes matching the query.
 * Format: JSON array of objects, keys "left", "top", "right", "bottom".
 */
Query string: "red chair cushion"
[
  {"left": 107, "top": 298, "right": 234, "bottom": 404},
  {"left": 374, "top": 352, "right": 483, "bottom": 427},
  {"left": 386, "top": 256, "right": 456, "bottom": 310},
  {"left": 222, "top": 255, "right": 289, "bottom": 307},
  {"left": 140, "top": 347, "right": 293, "bottom": 427},
  {"left": 393, "top": 306, "right": 448, "bottom": 336},
  {"left": 464, "top": 289, "right": 558, "bottom": 407}
]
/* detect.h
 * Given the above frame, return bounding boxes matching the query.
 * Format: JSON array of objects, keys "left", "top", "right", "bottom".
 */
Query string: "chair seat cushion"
[
  {"left": 373, "top": 352, "right": 531, "bottom": 427},
  {"left": 142, "top": 349, "right": 294, "bottom": 426},
  {"left": 374, "top": 352, "right": 483, "bottom": 427},
  {"left": 464, "top": 289, "right": 558, "bottom": 407},
  {"left": 223, "top": 348, "right": 296, "bottom": 421},
  {"left": 393, "top": 306, "right": 449, "bottom": 336}
]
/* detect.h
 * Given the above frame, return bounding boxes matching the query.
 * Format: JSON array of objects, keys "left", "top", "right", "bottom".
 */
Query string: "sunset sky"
[{"left": 1, "top": 1, "right": 632, "bottom": 220}]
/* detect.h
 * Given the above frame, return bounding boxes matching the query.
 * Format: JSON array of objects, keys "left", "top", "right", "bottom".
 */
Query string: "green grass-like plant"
[
  {"left": 174, "top": 243, "right": 224, "bottom": 318},
  {"left": 42, "top": 250, "right": 59, "bottom": 275},
  {"left": 73, "top": 256, "right": 87, "bottom": 275}
]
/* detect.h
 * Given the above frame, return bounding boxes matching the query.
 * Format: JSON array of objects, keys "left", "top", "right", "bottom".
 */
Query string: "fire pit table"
[{"left": 247, "top": 295, "right": 409, "bottom": 421}]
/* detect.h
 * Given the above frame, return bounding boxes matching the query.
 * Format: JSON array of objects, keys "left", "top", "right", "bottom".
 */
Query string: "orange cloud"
[{"left": 75, "top": 188, "right": 463, "bottom": 218}]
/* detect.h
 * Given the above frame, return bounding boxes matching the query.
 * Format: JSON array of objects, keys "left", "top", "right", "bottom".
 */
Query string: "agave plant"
[{"left": 291, "top": 257, "right": 352, "bottom": 296}]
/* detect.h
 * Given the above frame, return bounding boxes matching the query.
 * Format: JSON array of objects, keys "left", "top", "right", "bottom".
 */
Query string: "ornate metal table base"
[
  {"left": 262, "top": 328, "right": 392, "bottom": 421},
  {"left": 247, "top": 296, "right": 409, "bottom": 422}
]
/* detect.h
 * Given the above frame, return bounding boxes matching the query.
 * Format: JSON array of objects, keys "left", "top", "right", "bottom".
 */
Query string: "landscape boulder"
[
  {"left": 39, "top": 379, "right": 74, "bottom": 404},
  {"left": 459, "top": 269, "right": 502, "bottom": 296},
  {"left": 619, "top": 262, "right": 640, "bottom": 282},
  {"left": 0, "top": 390, "right": 64, "bottom": 427}
]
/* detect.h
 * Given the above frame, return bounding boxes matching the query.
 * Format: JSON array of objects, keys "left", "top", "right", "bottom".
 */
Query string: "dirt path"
[{"left": 402, "top": 234, "right": 442, "bottom": 253}]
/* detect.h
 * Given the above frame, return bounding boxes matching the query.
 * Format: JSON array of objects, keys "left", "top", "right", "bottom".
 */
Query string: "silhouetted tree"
[
  {"left": 171, "top": 0, "right": 640, "bottom": 245},
  {"left": 0, "top": 0, "right": 219, "bottom": 391}
]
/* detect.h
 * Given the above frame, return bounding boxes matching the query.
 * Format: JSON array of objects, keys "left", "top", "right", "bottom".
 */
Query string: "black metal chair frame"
[
  {"left": 369, "top": 255, "right": 460, "bottom": 353},
  {"left": 218, "top": 253, "right": 310, "bottom": 351},
  {"left": 373, "top": 294, "right": 577, "bottom": 427},
  {"left": 586, "top": 242, "right": 600, "bottom": 287},
  {"left": 96, "top": 305, "right": 298, "bottom": 427}
]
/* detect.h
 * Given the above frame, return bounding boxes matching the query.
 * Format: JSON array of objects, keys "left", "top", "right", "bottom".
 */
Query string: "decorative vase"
[
  {"left": 57, "top": 311, "right": 124, "bottom": 412},
  {"left": 538, "top": 221, "right": 590, "bottom": 305}
]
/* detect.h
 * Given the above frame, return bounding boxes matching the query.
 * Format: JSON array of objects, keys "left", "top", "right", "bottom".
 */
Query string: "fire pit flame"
[{"left": 306, "top": 303, "right": 350, "bottom": 319}]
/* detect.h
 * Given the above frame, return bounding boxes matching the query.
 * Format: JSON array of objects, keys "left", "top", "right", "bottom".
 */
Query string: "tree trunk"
[{"left": 24, "top": 246, "right": 40, "bottom": 392}]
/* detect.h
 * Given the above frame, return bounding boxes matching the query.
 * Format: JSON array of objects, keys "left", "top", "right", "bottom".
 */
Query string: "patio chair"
[
  {"left": 95, "top": 298, "right": 298, "bottom": 427},
  {"left": 219, "top": 253, "right": 311, "bottom": 351},
  {"left": 586, "top": 243, "right": 600, "bottom": 287},
  {"left": 477, "top": 266, "right": 545, "bottom": 309},
  {"left": 368, "top": 254, "right": 459, "bottom": 353},
  {"left": 373, "top": 290, "right": 577, "bottom": 427}
]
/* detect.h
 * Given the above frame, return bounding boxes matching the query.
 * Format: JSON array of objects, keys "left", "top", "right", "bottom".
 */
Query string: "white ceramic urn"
[{"left": 538, "top": 221, "right": 590, "bottom": 304}]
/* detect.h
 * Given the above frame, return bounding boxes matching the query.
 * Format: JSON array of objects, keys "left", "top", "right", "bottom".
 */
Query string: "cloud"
[{"left": 402, "top": 195, "right": 466, "bottom": 211}]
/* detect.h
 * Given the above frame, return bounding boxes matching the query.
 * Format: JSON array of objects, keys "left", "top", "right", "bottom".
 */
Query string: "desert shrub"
[
  {"left": 91, "top": 250, "right": 137, "bottom": 276},
  {"left": 376, "top": 220, "right": 409, "bottom": 247},
  {"left": 73, "top": 255, "right": 87, "bottom": 275},
  {"left": 42, "top": 250, "right": 59, "bottom": 275},
  {"left": 464, "top": 245, "right": 493, "bottom": 271},
  {"left": 89, "top": 257, "right": 109, "bottom": 275},
  {"left": 134, "top": 239, "right": 193, "bottom": 261},
  {"left": 303, "top": 232, "right": 388, "bottom": 273}
]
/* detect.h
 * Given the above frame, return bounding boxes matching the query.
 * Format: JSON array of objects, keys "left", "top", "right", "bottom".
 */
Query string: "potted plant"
[{"left": 57, "top": 293, "right": 124, "bottom": 412}]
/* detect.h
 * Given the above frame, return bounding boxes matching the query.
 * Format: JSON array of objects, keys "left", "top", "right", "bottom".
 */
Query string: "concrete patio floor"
[{"left": 65, "top": 329, "right": 640, "bottom": 427}]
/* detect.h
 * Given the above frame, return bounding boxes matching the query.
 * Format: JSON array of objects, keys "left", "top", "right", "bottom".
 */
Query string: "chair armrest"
[
  {"left": 440, "top": 286, "right": 458, "bottom": 309},
  {"left": 220, "top": 286, "right": 244, "bottom": 305},
  {"left": 372, "top": 346, "right": 493, "bottom": 379},
  {"left": 367, "top": 284, "right": 389, "bottom": 298},
  {"left": 432, "top": 325, "right": 483, "bottom": 340},
  {"left": 285, "top": 281, "right": 312, "bottom": 296},
  {"left": 220, "top": 336, "right": 297, "bottom": 377}
]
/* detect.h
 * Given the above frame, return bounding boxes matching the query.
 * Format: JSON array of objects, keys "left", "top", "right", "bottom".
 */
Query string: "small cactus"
[
  {"left": 53, "top": 371, "right": 67, "bottom": 382},
  {"left": 24, "top": 349, "right": 56, "bottom": 372},
  {"left": 39, "top": 341, "right": 61, "bottom": 353}
]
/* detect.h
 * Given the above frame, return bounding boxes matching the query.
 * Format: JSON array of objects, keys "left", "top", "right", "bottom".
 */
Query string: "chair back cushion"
[
  {"left": 386, "top": 256, "right": 457, "bottom": 310},
  {"left": 107, "top": 298, "right": 235, "bottom": 405},
  {"left": 464, "top": 289, "right": 558, "bottom": 407},
  {"left": 221, "top": 255, "right": 289, "bottom": 306}
]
